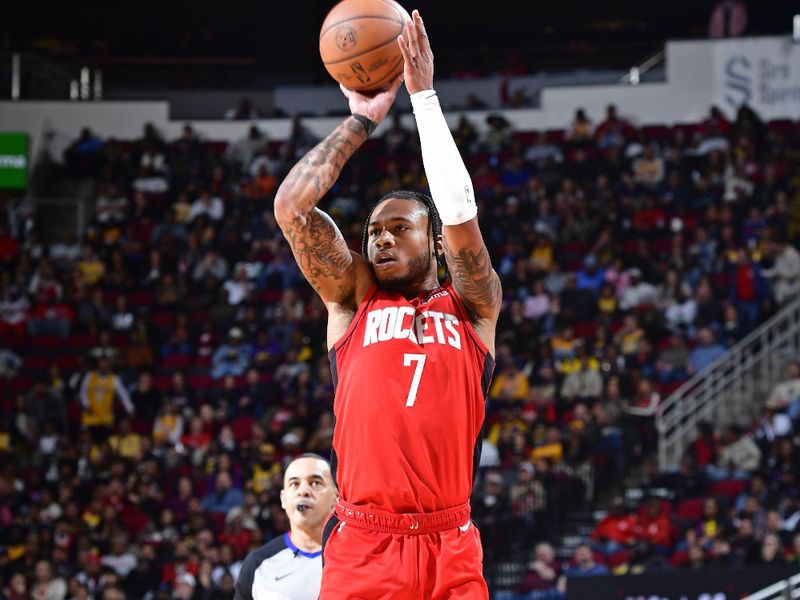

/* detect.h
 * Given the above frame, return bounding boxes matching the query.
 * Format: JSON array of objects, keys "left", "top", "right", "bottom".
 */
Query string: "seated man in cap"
[
  {"left": 211, "top": 327, "right": 253, "bottom": 380},
  {"left": 236, "top": 454, "right": 337, "bottom": 600}
]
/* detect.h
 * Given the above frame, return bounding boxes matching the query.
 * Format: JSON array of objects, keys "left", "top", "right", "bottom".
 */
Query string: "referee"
[{"left": 235, "top": 454, "right": 338, "bottom": 600}]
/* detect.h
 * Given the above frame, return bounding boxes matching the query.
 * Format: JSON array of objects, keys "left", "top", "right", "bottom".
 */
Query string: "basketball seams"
[
  {"left": 320, "top": 35, "right": 402, "bottom": 65},
  {"left": 320, "top": 15, "right": 402, "bottom": 39},
  {"left": 373, "top": 0, "right": 409, "bottom": 22}
]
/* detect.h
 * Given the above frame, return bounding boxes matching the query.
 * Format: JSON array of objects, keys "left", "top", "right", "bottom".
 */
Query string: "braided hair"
[{"left": 360, "top": 190, "right": 446, "bottom": 282}]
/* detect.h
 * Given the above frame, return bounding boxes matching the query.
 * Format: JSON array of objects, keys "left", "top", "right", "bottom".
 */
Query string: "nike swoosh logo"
[
  {"left": 459, "top": 522, "right": 471, "bottom": 532},
  {"left": 275, "top": 573, "right": 292, "bottom": 581}
]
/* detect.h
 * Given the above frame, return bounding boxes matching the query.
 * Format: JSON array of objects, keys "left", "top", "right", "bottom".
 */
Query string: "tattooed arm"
[
  {"left": 442, "top": 220, "right": 502, "bottom": 347},
  {"left": 274, "top": 76, "right": 403, "bottom": 307}
]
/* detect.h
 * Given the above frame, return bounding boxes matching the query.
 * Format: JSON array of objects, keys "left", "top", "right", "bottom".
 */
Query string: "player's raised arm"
[
  {"left": 398, "top": 11, "right": 502, "bottom": 329},
  {"left": 273, "top": 76, "right": 403, "bottom": 306}
]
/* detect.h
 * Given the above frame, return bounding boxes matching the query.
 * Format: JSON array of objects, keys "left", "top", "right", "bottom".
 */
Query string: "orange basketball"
[{"left": 319, "top": 0, "right": 410, "bottom": 92}]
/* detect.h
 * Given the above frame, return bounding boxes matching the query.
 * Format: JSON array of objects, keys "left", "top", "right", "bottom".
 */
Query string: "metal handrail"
[
  {"left": 744, "top": 572, "right": 800, "bottom": 600},
  {"left": 656, "top": 295, "right": 800, "bottom": 471},
  {"left": 619, "top": 49, "right": 665, "bottom": 85}
]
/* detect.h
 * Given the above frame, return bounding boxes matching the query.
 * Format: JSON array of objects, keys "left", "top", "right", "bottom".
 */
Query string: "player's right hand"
[{"left": 340, "top": 74, "right": 403, "bottom": 126}]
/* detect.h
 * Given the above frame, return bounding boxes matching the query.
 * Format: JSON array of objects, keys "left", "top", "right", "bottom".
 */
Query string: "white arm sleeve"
[{"left": 410, "top": 89, "right": 478, "bottom": 226}]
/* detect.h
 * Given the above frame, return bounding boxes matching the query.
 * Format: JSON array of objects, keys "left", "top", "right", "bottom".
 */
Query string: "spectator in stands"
[
  {"left": 764, "top": 360, "right": 800, "bottom": 418},
  {"left": 31, "top": 559, "right": 68, "bottom": 600},
  {"left": 564, "top": 543, "right": 609, "bottom": 578},
  {"left": 595, "top": 105, "right": 633, "bottom": 150},
  {"left": 79, "top": 357, "right": 134, "bottom": 442},
  {"left": 222, "top": 265, "right": 253, "bottom": 306},
  {"left": 632, "top": 145, "right": 665, "bottom": 188},
  {"left": 655, "top": 330, "right": 690, "bottom": 384},
  {"left": 634, "top": 496, "right": 672, "bottom": 552},
  {"left": 591, "top": 496, "right": 636, "bottom": 556},
  {"left": 227, "top": 125, "right": 268, "bottom": 173},
  {"left": 618, "top": 269, "right": 657, "bottom": 312},
  {"left": 225, "top": 97, "right": 260, "bottom": 120},
  {"left": 560, "top": 353, "right": 603, "bottom": 403},
  {"left": 192, "top": 250, "right": 229, "bottom": 284},
  {"left": 762, "top": 235, "right": 800, "bottom": 306},
  {"left": 201, "top": 471, "right": 244, "bottom": 516},
  {"left": 568, "top": 109, "right": 593, "bottom": 144},
  {"left": 759, "top": 533, "right": 786, "bottom": 565},
  {"left": 188, "top": 189, "right": 225, "bottom": 223},
  {"left": 707, "top": 425, "right": 761, "bottom": 480},
  {"left": 0, "top": 275, "right": 29, "bottom": 338},
  {"left": 94, "top": 183, "right": 129, "bottom": 226},
  {"left": 152, "top": 400, "right": 185, "bottom": 452},
  {"left": 211, "top": 327, "right": 252, "bottom": 380},
  {"left": 483, "top": 114, "right": 513, "bottom": 154},
  {"left": 514, "top": 541, "right": 564, "bottom": 597},
  {"left": 687, "top": 327, "right": 727, "bottom": 375},
  {"left": 524, "top": 133, "right": 563, "bottom": 167}
]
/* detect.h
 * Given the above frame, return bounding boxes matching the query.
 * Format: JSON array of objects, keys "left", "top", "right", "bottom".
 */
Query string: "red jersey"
[{"left": 329, "top": 281, "right": 494, "bottom": 513}]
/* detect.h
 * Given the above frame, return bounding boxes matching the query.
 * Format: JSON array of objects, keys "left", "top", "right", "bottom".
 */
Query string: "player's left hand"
[
  {"left": 398, "top": 9, "right": 434, "bottom": 95},
  {"left": 339, "top": 73, "right": 404, "bottom": 124}
]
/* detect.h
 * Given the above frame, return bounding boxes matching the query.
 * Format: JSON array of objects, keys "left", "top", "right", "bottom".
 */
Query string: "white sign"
[{"left": 713, "top": 37, "right": 800, "bottom": 119}]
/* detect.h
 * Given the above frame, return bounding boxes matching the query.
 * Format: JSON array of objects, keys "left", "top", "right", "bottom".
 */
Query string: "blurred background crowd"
[{"left": 1, "top": 98, "right": 800, "bottom": 599}]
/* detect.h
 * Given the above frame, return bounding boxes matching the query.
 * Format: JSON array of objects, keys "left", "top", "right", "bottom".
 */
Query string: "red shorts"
[{"left": 320, "top": 500, "right": 488, "bottom": 600}]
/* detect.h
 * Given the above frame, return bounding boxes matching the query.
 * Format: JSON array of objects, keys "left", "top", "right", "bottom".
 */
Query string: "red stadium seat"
[
  {"left": 675, "top": 498, "right": 704, "bottom": 521},
  {"left": 574, "top": 321, "right": 597, "bottom": 339},
  {"left": 24, "top": 355, "right": 50, "bottom": 371},
  {"left": 119, "top": 508, "right": 151, "bottom": 537},
  {"left": 188, "top": 375, "right": 214, "bottom": 390},
  {"left": 642, "top": 125, "right": 671, "bottom": 141},
  {"left": 153, "top": 375, "right": 172, "bottom": 391},
  {"left": 66, "top": 333, "right": 96, "bottom": 349},
  {"left": 512, "top": 131, "right": 539, "bottom": 147},
  {"left": 54, "top": 355, "right": 81, "bottom": 370},
  {"left": 150, "top": 312, "right": 175, "bottom": 328},
  {"left": 767, "top": 119, "right": 795, "bottom": 133},
  {"left": 128, "top": 291, "right": 156, "bottom": 308},
  {"left": 9, "top": 375, "right": 33, "bottom": 391},
  {"left": 161, "top": 355, "right": 190, "bottom": 371},
  {"left": 546, "top": 129, "right": 566, "bottom": 144},
  {"left": 709, "top": 479, "right": 747, "bottom": 501},
  {"left": 230, "top": 416, "right": 255, "bottom": 443},
  {"left": 28, "top": 335, "right": 62, "bottom": 349}
]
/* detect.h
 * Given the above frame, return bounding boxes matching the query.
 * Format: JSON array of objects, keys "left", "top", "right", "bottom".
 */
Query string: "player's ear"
[{"left": 279, "top": 489, "right": 287, "bottom": 511}]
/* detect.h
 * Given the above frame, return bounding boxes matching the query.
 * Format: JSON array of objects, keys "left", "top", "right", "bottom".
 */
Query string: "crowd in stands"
[{"left": 0, "top": 100, "right": 799, "bottom": 599}]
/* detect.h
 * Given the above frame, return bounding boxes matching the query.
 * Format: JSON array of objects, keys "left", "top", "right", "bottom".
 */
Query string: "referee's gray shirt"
[{"left": 234, "top": 533, "right": 322, "bottom": 600}]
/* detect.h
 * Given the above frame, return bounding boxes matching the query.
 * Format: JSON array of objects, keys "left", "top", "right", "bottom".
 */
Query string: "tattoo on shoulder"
[
  {"left": 444, "top": 242, "right": 502, "bottom": 314},
  {"left": 285, "top": 209, "right": 353, "bottom": 297}
]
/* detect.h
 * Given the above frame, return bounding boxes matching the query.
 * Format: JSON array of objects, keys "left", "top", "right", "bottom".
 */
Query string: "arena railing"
[
  {"left": 743, "top": 572, "right": 800, "bottom": 600},
  {"left": 656, "top": 295, "right": 800, "bottom": 471}
]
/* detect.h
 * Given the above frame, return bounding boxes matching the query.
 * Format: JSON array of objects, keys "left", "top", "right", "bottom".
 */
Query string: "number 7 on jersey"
[{"left": 403, "top": 353, "right": 426, "bottom": 407}]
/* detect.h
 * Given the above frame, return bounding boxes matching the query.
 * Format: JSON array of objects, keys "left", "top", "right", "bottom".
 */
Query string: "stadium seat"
[
  {"left": 709, "top": 479, "right": 747, "bottom": 501},
  {"left": 675, "top": 498, "right": 704, "bottom": 521},
  {"left": 230, "top": 416, "right": 255, "bottom": 442},
  {"left": 161, "top": 355, "right": 190, "bottom": 371},
  {"left": 150, "top": 311, "right": 176, "bottom": 328}
]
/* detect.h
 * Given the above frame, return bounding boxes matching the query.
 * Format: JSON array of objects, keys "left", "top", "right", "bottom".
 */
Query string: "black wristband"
[{"left": 352, "top": 113, "right": 377, "bottom": 136}]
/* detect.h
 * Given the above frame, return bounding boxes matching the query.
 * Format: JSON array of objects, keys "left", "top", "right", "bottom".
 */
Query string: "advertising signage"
[
  {"left": 0, "top": 133, "right": 29, "bottom": 189},
  {"left": 566, "top": 565, "right": 798, "bottom": 600}
]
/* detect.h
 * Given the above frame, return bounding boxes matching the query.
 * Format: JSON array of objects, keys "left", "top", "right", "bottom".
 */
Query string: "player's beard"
[{"left": 376, "top": 247, "right": 433, "bottom": 293}]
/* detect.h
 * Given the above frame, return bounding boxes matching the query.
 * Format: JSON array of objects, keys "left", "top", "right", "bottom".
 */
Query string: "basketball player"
[
  {"left": 273, "top": 10, "right": 501, "bottom": 599},
  {"left": 235, "top": 454, "right": 338, "bottom": 600}
]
